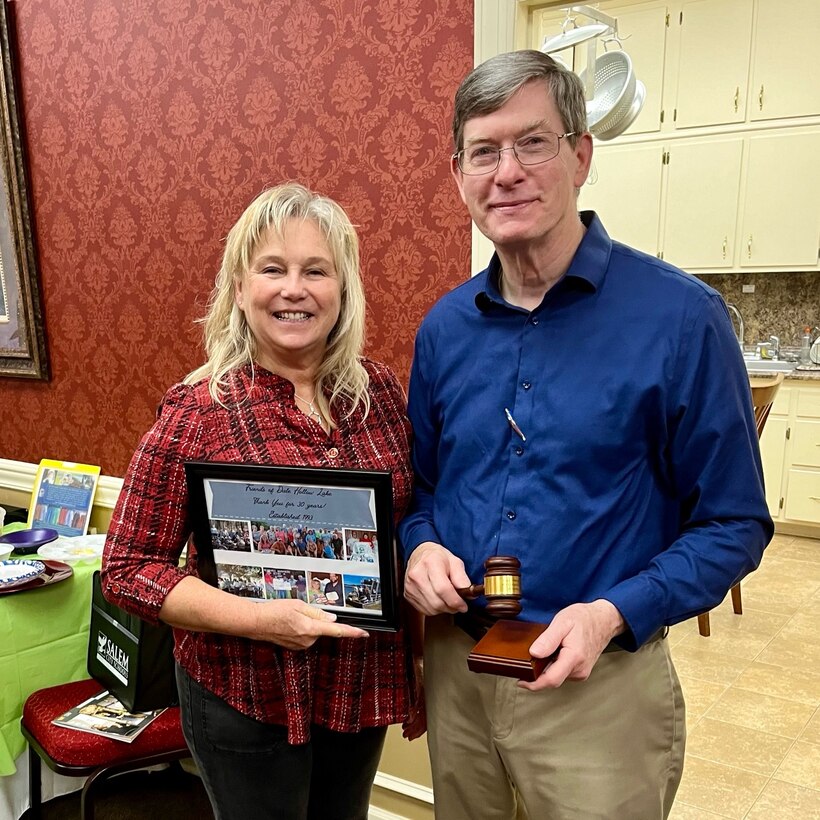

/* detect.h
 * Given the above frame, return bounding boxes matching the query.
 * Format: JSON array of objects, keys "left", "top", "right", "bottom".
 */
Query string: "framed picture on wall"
[
  {"left": 185, "top": 461, "right": 400, "bottom": 632},
  {"left": 0, "top": 1, "right": 48, "bottom": 379}
]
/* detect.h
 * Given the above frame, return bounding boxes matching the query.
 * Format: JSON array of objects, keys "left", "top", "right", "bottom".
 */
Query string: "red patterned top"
[{"left": 102, "top": 360, "right": 413, "bottom": 744}]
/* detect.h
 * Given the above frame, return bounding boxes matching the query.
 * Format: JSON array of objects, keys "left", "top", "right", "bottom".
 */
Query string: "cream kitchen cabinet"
[
  {"left": 759, "top": 385, "right": 792, "bottom": 520},
  {"left": 761, "top": 380, "right": 820, "bottom": 532},
  {"left": 581, "top": 127, "right": 820, "bottom": 272},
  {"left": 523, "top": 0, "right": 820, "bottom": 127},
  {"left": 760, "top": 415, "right": 788, "bottom": 518},
  {"left": 738, "top": 131, "right": 820, "bottom": 269},
  {"left": 580, "top": 142, "right": 663, "bottom": 254},
  {"left": 672, "top": 0, "right": 753, "bottom": 129},
  {"left": 750, "top": 0, "right": 820, "bottom": 122},
  {"left": 661, "top": 137, "right": 743, "bottom": 269}
]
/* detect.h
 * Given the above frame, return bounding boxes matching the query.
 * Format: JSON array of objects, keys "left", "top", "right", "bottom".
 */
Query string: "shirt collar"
[{"left": 475, "top": 211, "right": 613, "bottom": 312}]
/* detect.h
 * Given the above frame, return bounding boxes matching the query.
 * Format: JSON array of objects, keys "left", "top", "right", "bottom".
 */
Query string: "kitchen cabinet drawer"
[
  {"left": 796, "top": 389, "right": 820, "bottom": 419},
  {"left": 770, "top": 386, "right": 792, "bottom": 416},
  {"left": 792, "top": 420, "right": 820, "bottom": 469},
  {"left": 784, "top": 469, "right": 820, "bottom": 524}
]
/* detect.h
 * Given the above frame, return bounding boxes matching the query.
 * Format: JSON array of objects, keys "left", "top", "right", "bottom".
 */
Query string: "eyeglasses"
[{"left": 453, "top": 131, "right": 575, "bottom": 175}]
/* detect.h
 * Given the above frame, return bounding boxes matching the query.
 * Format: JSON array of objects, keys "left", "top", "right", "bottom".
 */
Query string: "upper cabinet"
[
  {"left": 525, "top": 0, "right": 820, "bottom": 129},
  {"left": 597, "top": 2, "right": 671, "bottom": 135},
  {"left": 673, "top": 0, "right": 753, "bottom": 128},
  {"left": 750, "top": 0, "right": 820, "bottom": 122}
]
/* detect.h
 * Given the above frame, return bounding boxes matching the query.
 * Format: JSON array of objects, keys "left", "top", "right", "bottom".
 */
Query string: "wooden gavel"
[{"left": 457, "top": 556, "right": 522, "bottom": 617}]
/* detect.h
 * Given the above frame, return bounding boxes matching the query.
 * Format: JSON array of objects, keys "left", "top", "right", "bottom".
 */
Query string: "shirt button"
[
  {"left": 506, "top": 510, "right": 516, "bottom": 520},
  {"left": 327, "top": 447, "right": 339, "bottom": 459},
  {"left": 515, "top": 446, "right": 524, "bottom": 456},
  {"left": 531, "top": 317, "right": 539, "bottom": 326},
  {"left": 522, "top": 381, "right": 531, "bottom": 390}
]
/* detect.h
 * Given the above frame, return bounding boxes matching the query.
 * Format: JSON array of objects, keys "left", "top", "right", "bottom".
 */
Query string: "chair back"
[{"left": 749, "top": 373, "right": 785, "bottom": 439}]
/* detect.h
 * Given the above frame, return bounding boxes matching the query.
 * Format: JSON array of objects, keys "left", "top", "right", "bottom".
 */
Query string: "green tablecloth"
[{"left": 0, "top": 558, "right": 98, "bottom": 775}]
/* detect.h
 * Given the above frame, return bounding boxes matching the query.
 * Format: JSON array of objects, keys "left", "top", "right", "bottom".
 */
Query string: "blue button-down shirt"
[{"left": 399, "top": 212, "right": 772, "bottom": 648}]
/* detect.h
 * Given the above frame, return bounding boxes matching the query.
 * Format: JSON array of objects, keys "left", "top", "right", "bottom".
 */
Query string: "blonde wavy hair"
[{"left": 185, "top": 182, "right": 369, "bottom": 426}]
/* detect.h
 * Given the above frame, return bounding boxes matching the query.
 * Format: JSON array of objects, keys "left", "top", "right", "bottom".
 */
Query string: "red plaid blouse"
[{"left": 102, "top": 360, "right": 413, "bottom": 744}]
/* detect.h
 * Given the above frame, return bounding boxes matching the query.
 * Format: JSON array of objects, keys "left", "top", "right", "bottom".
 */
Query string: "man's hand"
[
  {"left": 519, "top": 599, "right": 626, "bottom": 692},
  {"left": 253, "top": 599, "right": 369, "bottom": 649},
  {"left": 404, "top": 541, "right": 472, "bottom": 616}
]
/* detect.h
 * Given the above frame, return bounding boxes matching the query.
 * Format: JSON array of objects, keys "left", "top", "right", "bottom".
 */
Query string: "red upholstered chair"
[
  {"left": 697, "top": 373, "right": 785, "bottom": 637},
  {"left": 21, "top": 678, "right": 190, "bottom": 820}
]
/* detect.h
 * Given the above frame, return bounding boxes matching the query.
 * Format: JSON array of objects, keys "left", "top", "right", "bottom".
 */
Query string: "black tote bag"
[{"left": 86, "top": 570, "right": 176, "bottom": 711}]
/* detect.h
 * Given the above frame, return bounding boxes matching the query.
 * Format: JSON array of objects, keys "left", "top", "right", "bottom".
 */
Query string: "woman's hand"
[{"left": 253, "top": 599, "right": 368, "bottom": 649}]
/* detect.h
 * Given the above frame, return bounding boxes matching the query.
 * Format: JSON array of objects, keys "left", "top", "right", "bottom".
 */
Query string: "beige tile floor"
[{"left": 668, "top": 533, "right": 820, "bottom": 820}]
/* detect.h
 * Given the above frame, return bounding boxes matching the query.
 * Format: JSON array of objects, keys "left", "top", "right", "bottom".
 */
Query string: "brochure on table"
[{"left": 28, "top": 459, "right": 100, "bottom": 537}]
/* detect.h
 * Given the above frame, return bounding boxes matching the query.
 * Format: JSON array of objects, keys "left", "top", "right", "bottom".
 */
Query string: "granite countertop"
[{"left": 785, "top": 366, "right": 820, "bottom": 381}]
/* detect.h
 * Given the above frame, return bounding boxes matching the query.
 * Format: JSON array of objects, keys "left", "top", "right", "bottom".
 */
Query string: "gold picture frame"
[{"left": 0, "top": 1, "right": 47, "bottom": 379}]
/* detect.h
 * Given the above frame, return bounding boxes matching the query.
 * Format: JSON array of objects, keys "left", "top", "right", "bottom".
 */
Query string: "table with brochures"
[{"left": 0, "top": 530, "right": 99, "bottom": 818}]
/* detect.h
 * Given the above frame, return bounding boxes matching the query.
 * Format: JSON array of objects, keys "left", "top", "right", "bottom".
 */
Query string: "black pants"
[{"left": 176, "top": 665, "right": 387, "bottom": 820}]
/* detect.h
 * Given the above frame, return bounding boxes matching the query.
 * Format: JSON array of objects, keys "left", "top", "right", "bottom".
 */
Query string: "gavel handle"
[{"left": 456, "top": 583, "right": 484, "bottom": 600}]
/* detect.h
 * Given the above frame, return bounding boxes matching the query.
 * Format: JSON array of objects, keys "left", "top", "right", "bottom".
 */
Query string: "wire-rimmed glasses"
[{"left": 453, "top": 131, "right": 575, "bottom": 175}]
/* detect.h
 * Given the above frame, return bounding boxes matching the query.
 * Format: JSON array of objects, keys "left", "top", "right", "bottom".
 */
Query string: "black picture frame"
[
  {"left": 0, "top": 1, "right": 48, "bottom": 379},
  {"left": 185, "top": 461, "right": 399, "bottom": 632}
]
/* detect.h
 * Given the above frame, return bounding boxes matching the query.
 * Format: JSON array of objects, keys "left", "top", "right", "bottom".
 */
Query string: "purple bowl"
[{"left": 0, "top": 527, "right": 59, "bottom": 555}]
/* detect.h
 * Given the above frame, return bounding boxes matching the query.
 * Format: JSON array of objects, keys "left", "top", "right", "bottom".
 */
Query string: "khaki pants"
[{"left": 424, "top": 615, "right": 686, "bottom": 820}]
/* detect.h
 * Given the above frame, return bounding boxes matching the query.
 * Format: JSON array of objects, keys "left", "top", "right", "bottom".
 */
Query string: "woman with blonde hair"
[{"left": 102, "top": 182, "right": 423, "bottom": 820}]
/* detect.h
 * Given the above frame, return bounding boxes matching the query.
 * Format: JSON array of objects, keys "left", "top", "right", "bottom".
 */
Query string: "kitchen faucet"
[
  {"left": 726, "top": 303, "right": 744, "bottom": 348},
  {"left": 758, "top": 335, "right": 780, "bottom": 360}
]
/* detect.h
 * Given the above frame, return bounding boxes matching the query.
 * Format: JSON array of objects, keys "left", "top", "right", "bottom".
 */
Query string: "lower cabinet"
[{"left": 760, "top": 379, "right": 820, "bottom": 533}]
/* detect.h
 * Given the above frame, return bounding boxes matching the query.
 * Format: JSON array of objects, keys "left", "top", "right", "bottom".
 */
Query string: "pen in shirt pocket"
[{"left": 504, "top": 408, "right": 526, "bottom": 442}]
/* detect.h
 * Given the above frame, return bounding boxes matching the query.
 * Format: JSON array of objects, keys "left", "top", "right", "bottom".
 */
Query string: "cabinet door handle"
[
  {"left": 747, "top": 236, "right": 753, "bottom": 259},
  {"left": 734, "top": 87, "right": 739, "bottom": 112},
  {"left": 722, "top": 237, "right": 727, "bottom": 259},
  {"left": 810, "top": 496, "right": 820, "bottom": 501},
  {"left": 759, "top": 84, "right": 764, "bottom": 110}
]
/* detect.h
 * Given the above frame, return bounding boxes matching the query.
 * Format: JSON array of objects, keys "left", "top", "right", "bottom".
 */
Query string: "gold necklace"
[{"left": 294, "top": 391, "right": 322, "bottom": 425}]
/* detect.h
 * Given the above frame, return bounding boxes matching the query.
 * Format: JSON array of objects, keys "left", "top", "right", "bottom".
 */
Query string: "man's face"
[{"left": 452, "top": 80, "right": 592, "bottom": 252}]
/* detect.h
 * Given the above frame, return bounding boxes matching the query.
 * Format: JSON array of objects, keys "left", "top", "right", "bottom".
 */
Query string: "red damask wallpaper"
[{"left": 0, "top": 0, "right": 472, "bottom": 475}]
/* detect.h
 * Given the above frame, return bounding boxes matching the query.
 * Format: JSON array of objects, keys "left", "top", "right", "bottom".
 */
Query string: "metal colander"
[{"left": 579, "top": 50, "right": 635, "bottom": 134}]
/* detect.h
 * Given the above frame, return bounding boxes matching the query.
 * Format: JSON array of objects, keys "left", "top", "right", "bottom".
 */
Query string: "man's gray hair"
[{"left": 452, "top": 50, "right": 588, "bottom": 152}]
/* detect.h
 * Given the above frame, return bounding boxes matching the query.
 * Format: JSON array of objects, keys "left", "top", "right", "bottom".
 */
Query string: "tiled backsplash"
[{"left": 695, "top": 271, "right": 820, "bottom": 348}]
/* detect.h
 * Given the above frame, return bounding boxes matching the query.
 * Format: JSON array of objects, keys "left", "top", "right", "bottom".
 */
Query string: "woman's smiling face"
[{"left": 234, "top": 218, "right": 341, "bottom": 373}]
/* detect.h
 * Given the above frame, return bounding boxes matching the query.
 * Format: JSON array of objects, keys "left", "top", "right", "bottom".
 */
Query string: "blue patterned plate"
[{"left": 0, "top": 560, "right": 46, "bottom": 588}]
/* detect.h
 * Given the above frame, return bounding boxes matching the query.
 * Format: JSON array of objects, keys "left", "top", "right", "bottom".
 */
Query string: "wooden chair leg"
[
  {"left": 730, "top": 583, "right": 742, "bottom": 615},
  {"left": 697, "top": 612, "right": 710, "bottom": 637}
]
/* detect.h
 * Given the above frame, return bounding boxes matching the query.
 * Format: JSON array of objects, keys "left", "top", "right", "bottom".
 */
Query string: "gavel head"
[{"left": 482, "top": 556, "right": 522, "bottom": 618}]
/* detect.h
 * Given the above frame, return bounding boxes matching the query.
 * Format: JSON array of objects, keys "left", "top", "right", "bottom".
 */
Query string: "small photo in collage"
[
  {"left": 216, "top": 564, "right": 264, "bottom": 600},
  {"left": 307, "top": 571, "right": 345, "bottom": 607},
  {"left": 343, "top": 529, "right": 378, "bottom": 563},
  {"left": 343, "top": 573, "right": 381, "bottom": 610}
]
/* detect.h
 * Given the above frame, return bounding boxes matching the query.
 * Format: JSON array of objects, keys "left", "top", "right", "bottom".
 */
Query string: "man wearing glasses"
[{"left": 400, "top": 50, "right": 771, "bottom": 819}]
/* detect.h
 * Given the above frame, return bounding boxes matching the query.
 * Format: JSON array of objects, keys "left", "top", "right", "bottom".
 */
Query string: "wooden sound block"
[{"left": 467, "top": 619, "right": 552, "bottom": 681}]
